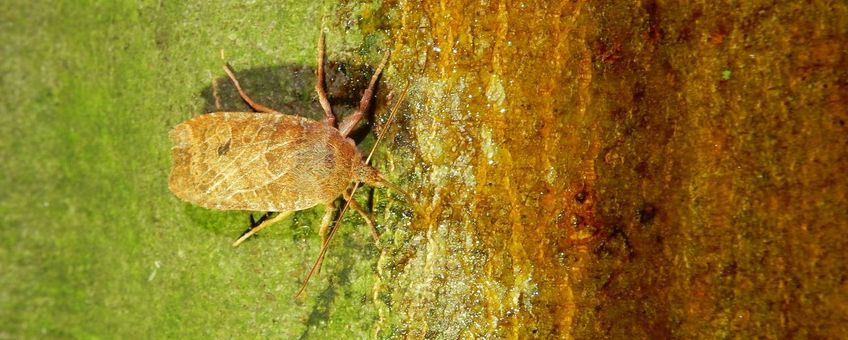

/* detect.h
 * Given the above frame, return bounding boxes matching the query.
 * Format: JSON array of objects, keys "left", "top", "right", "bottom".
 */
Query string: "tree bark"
[{"left": 370, "top": 0, "right": 848, "bottom": 338}]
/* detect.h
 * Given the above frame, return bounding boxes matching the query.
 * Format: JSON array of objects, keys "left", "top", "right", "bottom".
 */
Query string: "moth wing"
[{"left": 169, "top": 112, "right": 309, "bottom": 211}]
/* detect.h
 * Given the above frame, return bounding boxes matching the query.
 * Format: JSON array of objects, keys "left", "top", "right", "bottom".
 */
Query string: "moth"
[{"left": 168, "top": 32, "right": 405, "bottom": 257}]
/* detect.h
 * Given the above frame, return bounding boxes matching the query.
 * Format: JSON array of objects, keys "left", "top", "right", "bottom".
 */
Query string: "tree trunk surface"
[{"left": 364, "top": 1, "right": 848, "bottom": 338}]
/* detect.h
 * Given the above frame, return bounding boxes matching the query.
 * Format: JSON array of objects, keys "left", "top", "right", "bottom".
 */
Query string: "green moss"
[{"left": 1, "top": 0, "right": 386, "bottom": 337}]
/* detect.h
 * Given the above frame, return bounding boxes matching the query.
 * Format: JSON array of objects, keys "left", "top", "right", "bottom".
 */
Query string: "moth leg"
[
  {"left": 212, "top": 76, "right": 222, "bottom": 111},
  {"left": 315, "top": 30, "right": 335, "bottom": 127},
  {"left": 232, "top": 211, "right": 292, "bottom": 247},
  {"left": 315, "top": 201, "right": 338, "bottom": 274},
  {"left": 343, "top": 190, "right": 379, "bottom": 243},
  {"left": 318, "top": 201, "right": 338, "bottom": 249},
  {"left": 222, "top": 64, "right": 283, "bottom": 115},
  {"left": 359, "top": 168, "right": 414, "bottom": 205},
  {"left": 338, "top": 50, "right": 390, "bottom": 137},
  {"left": 248, "top": 211, "right": 273, "bottom": 228}
]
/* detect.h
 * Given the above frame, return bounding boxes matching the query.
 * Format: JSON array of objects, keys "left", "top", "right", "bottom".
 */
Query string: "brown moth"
[{"left": 168, "top": 32, "right": 403, "bottom": 252}]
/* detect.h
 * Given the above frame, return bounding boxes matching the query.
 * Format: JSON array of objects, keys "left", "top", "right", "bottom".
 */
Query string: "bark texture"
[{"left": 367, "top": 1, "right": 848, "bottom": 338}]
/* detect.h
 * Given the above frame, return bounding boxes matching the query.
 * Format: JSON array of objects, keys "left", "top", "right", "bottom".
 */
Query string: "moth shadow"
[{"left": 199, "top": 61, "right": 386, "bottom": 143}]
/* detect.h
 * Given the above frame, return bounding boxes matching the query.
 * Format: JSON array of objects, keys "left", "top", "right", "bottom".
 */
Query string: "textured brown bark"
[{"left": 365, "top": 0, "right": 848, "bottom": 338}]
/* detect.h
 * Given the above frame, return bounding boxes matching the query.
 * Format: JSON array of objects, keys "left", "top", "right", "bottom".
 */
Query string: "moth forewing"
[{"left": 168, "top": 112, "right": 360, "bottom": 212}]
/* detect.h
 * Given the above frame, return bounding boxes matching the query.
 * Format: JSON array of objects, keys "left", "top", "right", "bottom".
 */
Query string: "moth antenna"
[
  {"left": 296, "top": 81, "right": 410, "bottom": 298},
  {"left": 367, "top": 84, "right": 408, "bottom": 163}
]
